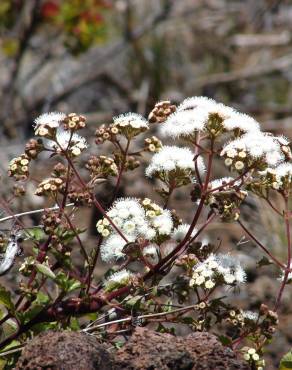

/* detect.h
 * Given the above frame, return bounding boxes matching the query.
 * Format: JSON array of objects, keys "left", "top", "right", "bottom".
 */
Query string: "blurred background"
[{"left": 1, "top": 1, "right": 292, "bottom": 368}]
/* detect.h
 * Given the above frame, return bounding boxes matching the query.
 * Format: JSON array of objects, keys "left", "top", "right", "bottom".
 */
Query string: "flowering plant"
[{"left": 0, "top": 96, "right": 291, "bottom": 369}]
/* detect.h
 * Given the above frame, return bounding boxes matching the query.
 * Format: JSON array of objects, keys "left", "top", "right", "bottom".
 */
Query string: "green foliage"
[
  {"left": 55, "top": 272, "right": 82, "bottom": 293},
  {"left": 280, "top": 350, "right": 292, "bottom": 370},
  {"left": 0, "top": 286, "right": 14, "bottom": 314}
]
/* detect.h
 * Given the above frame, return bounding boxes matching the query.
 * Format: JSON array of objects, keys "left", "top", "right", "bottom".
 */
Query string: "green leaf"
[
  {"left": 125, "top": 295, "right": 143, "bottom": 309},
  {"left": 181, "top": 317, "right": 195, "bottom": 325},
  {"left": 0, "top": 286, "right": 14, "bottom": 313},
  {"left": 35, "top": 291, "right": 50, "bottom": 306},
  {"left": 26, "top": 227, "right": 45, "bottom": 241},
  {"left": 55, "top": 272, "right": 83, "bottom": 293},
  {"left": 17, "top": 292, "right": 50, "bottom": 325},
  {"left": 69, "top": 317, "right": 80, "bottom": 331},
  {"left": 280, "top": 350, "right": 292, "bottom": 369},
  {"left": 36, "top": 263, "right": 56, "bottom": 280},
  {"left": 67, "top": 281, "right": 82, "bottom": 293},
  {"left": 217, "top": 335, "right": 232, "bottom": 346}
]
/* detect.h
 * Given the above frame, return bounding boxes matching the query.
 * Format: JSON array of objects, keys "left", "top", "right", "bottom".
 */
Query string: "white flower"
[
  {"left": 177, "top": 96, "right": 217, "bottom": 111},
  {"left": 235, "top": 161, "right": 244, "bottom": 170},
  {"left": 192, "top": 253, "right": 246, "bottom": 287},
  {"left": 160, "top": 109, "right": 209, "bottom": 138},
  {"left": 274, "top": 162, "right": 292, "bottom": 179},
  {"left": 242, "top": 310, "right": 258, "bottom": 322},
  {"left": 252, "top": 354, "right": 260, "bottom": 361},
  {"left": 205, "top": 280, "right": 215, "bottom": 289},
  {"left": 124, "top": 221, "right": 136, "bottom": 233},
  {"left": 224, "top": 273, "right": 236, "bottom": 284},
  {"left": 56, "top": 129, "right": 87, "bottom": 150},
  {"left": 105, "top": 269, "right": 133, "bottom": 285},
  {"left": 171, "top": 224, "right": 195, "bottom": 242},
  {"left": 99, "top": 198, "right": 174, "bottom": 261},
  {"left": 216, "top": 254, "right": 246, "bottom": 284},
  {"left": 221, "top": 132, "right": 284, "bottom": 166},
  {"left": 279, "top": 259, "right": 292, "bottom": 282},
  {"left": 160, "top": 96, "right": 240, "bottom": 138},
  {"left": 146, "top": 146, "right": 205, "bottom": 177},
  {"left": 243, "top": 354, "right": 250, "bottom": 361},
  {"left": 151, "top": 209, "right": 173, "bottom": 235},
  {"left": 210, "top": 177, "right": 235, "bottom": 191},
  {"left": 225, "top": 158, "right": 233, "bottom": 166},
  {"left": 113, "top": 113, "right": 148, "bottom": 130},
  {"left": 223, "top": 113, "right": 260, "bottom": 133},
  {"left": 195, "top": 276, "right": 205, "bottom": 285},
  {"left": 100, "top": 234, "right": 135, "bottom": 262},
  {"left": 45, "top": 129, "right": 88, "bottom": 155},
  {"left": 34, "top": 112, "right": 65, "bottom": 129},
  {"left": 143, "top": 244, "right": 158, "bottom": 257}
]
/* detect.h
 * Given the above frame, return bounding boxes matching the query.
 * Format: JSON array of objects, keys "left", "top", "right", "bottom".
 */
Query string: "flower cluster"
[
  {"left": 47, "top": 130, "right": 88, "bottom": 157},
  {"left": 241, "top": 347, "right": 263, "bottom": 369},
  {"left": 86, "top": 155, "right": 118, "bottom": 178},
  {"left": 113, "top": 113, "right": 149, "bottom": 138},
  {"left": 221, "top": 132, "right": 288, "bottom": 171},
  {"left": 63, "top": 113, "right": 86, "bottom": 131},
  {"left": 33, "top": 112, "right": 88, "bottom": 157},
  {"left": 8, "top": 154, "right": 31, "bottom": 181},
  {"left": 95, "top": 123, "right": 119, "bottom": 145},
  {"left": 148, "top": 100, "right": 176, "bottom": 124},
  {"left": 98, "top": 198, "right": 173, "bottom": 262},
  {"left": 41, "top": 210, "right": 62, "bottom": 235},
  {"left": 68, "top": 185, "right": 93, "bottom": 206},
  {"left": 145, "top": 146, "right": 205, "bottom": 187},
  {"left": 189, "top": 253, "right": 246, "bottom": 289},
  {"left": 104, "top": 269, "right": 134, "bottom": 292},
  {"left": 25, "top": 139, "right": 44, "bottom": 159},
  {"left": 259, "top": 163, "right": 292, "bottom": 191},
  {"left": 144, "top": 136, "right": 162, "bottom": 153},
  {"left": 206, "top": 178, "right": 247, "bottom": 221},
  {"left": 34, "top": 112, "right": 65, "bottom": 138},
  {"left": 35, "top": 177, "right": 64, "bottom": 196},
  {"left": 159, "top": 96, "right": 258, "bottom": 139}
]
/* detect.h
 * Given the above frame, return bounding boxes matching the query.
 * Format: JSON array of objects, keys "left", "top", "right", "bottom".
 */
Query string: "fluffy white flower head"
[
  {"left": 209, "top": 177, "right": 236, "bottom": 191},
  {"left": 221, "top": 132, "right": 284, "bottom": 166},
  {"left": 160, "top": 96, "right": 237, "bottom": 138},
  {"left": 113, "top": 113, "right": 148, "bottom": 129},
  {"left": 106, "top": 269, "right": 133, "bottom": 285},
  {"left": 145, "top": 146, "right": 204, "bottom": 177},
  {"left": 171, "top": 224, "right": 197, "bottom": 242},
  {"left": 191, "top": 253, "right": 246, "bottom": 288},
  {"left": 160, "top": 109, "right": 208, "bottom": 138},
  {"left": 99, "top": 198, "right": 174, "bottom": 262},
  {"left": 177, "top": 96, "right": 217, "bottom": 111},
  {"left": 223, "top": 113, "right": 261, "bottom": 133},
  {"left": 34, "top": 112, "right": 65, "bottom": 128}
]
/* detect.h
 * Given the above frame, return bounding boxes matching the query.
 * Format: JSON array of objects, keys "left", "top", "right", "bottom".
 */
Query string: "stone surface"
[
  {"left": 15, "top": 330, "right": 114, "bottom": 370},
  {"left": 115, "top": 327, "right": 250, "bottom": 370}
]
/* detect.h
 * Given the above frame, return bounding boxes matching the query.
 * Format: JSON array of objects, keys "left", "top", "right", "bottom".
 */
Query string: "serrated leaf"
[{"left": 0, "top": 285, "right": 14, "bottom": 313}]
